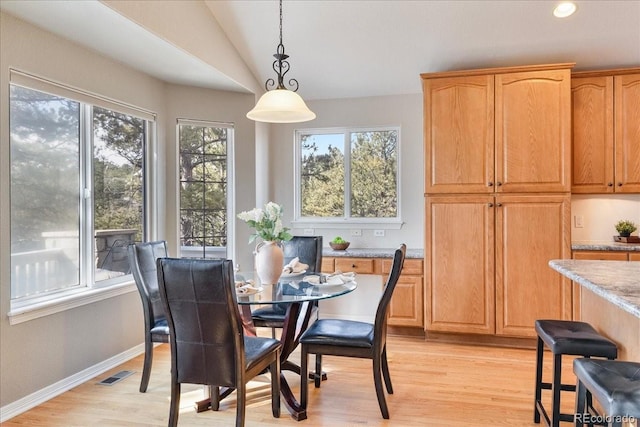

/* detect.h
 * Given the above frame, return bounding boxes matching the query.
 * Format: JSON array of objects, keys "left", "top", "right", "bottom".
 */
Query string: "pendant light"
[{"left": 246, "top": 0, "right": 316, "bottom": 123}]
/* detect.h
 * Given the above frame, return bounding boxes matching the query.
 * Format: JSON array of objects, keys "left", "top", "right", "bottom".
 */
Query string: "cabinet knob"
[
  {"left": 497, "top": 203, "right": 503, "bottom": 207},
  {"left": 352, "top": 264, "right": 356, "bottom": 268},
  {"left": 488, "top": 203, "right": 494, "bottom": 207},
  {"left": 618, "top": 182, "right": 623, "bottom": 187},
  {"left": 608, "top": 182, "right": 614, "bottom": 187},
  {"left": 487, "top": 182, "right": 494, "bottom": 187},
  {"left": 497, "top": 182, "right": 503, "bottom": 186}
]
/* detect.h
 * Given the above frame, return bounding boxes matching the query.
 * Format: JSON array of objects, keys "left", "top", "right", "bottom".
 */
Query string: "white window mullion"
[
  {"left": 344, "top": 132, "right": 352, "bottom": 218},
  {"left": 80, "top": 105, "right": 94, "bottom": 287}
]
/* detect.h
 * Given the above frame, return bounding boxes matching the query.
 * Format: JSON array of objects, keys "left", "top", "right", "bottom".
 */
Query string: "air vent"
[{"left": 97, "top": 370, "right": 134, "bottom": 386}]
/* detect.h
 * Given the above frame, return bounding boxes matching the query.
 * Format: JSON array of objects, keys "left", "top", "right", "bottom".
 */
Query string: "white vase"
[{"left": 254, "top": 241, "right": 284, "bottom": 285}]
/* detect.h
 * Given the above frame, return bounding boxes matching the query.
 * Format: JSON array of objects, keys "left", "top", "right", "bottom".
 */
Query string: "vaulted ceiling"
[{"left": 3, "top": 0, "right": 639, "bottom": 100}]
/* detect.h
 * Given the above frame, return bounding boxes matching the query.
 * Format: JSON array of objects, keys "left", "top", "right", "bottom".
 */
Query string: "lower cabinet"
[
  {"left": 571, "top": 250, "right": 637, "bottom": 320},
  {"left": 425, "top": 194, "right": 572, "bottom": 338},
  {"left": 322, "top": 256, "right": 424, "bottom": 328}
]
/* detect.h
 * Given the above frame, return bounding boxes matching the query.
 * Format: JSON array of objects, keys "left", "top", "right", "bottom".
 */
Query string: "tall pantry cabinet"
[{"left": 422, "top": 64, "right": 573, "bottom": 339}]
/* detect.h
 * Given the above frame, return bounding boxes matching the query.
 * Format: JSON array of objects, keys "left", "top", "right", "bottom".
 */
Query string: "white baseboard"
[{"left": 0, "top": 343, "right": 145, "bottom": 423}]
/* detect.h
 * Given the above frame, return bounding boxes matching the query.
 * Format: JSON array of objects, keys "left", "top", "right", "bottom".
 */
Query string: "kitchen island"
[{"left": 549, "top": 259, "right": 640, "bottom": 361}]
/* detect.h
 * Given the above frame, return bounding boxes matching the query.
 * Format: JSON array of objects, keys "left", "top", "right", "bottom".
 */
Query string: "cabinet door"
[
  {"left": 571, "top": 76, "right": 615, "bottom": 193},
  {"left": 423, "top": 75, "right": 494, "bottom": 193},
  {"left": 629, "top": 252, "right": 640, "bottom": 261},
  {"left": 572, "top": 251, "right": 629, "bottom": 320},
  {"left": 495, "top": 194, "right": 571, "bottom": 337},
  {"left": 614, "top": 73, "right": 640, "bottom": 192},
  {"left": 426, "top": 195, "right": 495, "bottom": 334},
  {"left": 382, "top": 258, "right": 424, "bottom": 327},
  {"left": 495, "top": 69, "right": 571, "bottom": 193}
]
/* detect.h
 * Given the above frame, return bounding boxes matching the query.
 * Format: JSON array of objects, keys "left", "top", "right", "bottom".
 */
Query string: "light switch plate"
[{"left": 350, "top": 229, "right": 362, "bottom": 236}]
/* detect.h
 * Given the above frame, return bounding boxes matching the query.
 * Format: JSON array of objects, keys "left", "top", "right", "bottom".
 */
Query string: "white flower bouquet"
[{"left": 237, "top": 202, "right": 293, "bottom": 243}]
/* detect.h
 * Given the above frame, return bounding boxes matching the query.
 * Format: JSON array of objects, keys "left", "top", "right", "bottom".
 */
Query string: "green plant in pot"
[
  {"left": 330, "top": 236, "right": 350, "bottom": 250},
  {"left": 615, "top": 220, "right": 637, "bottom": 237}
]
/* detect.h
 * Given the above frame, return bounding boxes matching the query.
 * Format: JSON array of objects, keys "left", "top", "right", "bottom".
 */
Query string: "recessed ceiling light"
[{"left": 553, "top": 2, "right": 577, "bottom": 18}]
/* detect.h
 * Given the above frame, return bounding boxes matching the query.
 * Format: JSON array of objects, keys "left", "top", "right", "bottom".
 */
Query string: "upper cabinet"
[
  {"left": 571, "top": 69, "right": 640, "bottom": 193},
  {"left": 423, "top": 64, "right": 573, "bottom": 194}
]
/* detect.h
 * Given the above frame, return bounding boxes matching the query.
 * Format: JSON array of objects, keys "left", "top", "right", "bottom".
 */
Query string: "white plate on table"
[
  {"left": 280, "top": 270, "right": 306, "bottom": 279},
  {"left": 236, "top": 285, "right": 264, "bottom": 296}
]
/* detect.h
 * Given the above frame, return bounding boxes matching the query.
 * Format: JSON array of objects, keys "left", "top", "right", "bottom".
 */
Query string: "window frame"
[
  {"left": 292, "top": 126, "right": 403, "bottom": 229},
  {"left": 175, "top": 119, "right": 236, "bottom": 261},
  {"left": 7, "top": 69, "right": 157, "bottom": 325}
]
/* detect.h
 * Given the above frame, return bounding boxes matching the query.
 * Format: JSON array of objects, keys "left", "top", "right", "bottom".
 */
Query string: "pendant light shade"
[
  {"left": 247, "top": 0, "right": 315, "bottom": 124},
  {"left": 247, "top": 89, "right": 316, "bottom": 123}
]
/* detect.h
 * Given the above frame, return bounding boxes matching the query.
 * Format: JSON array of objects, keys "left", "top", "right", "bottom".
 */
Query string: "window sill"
[
  {"left": 7, "top": 280, "right": 137, "bottom": 325},
  {"left": 291, "top": 219, "right": 404, "bottom": 230}
]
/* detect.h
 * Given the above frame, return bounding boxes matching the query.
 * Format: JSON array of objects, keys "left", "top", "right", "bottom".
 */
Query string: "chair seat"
[
  {"left": 574, "top": 358, "right": 640, "bottom": 418},
  {"left": 150, "top": 318, "right": 169, "bottom": 336},
  {"left": 244, "top": 336, "right": 281, "bottom": 371},
  {"left": 251, "top": 306, "right": 287, "bottom": 322},
  {"left": 300, "top": 319, "right": 374, "bottom": 348},
  {"left": 535, "top": 319, "right": 618, "bottom": 358}
]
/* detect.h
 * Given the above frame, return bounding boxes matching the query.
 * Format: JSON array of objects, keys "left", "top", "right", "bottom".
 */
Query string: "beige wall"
[
  {"left": 270, "top": 94, "right": 425, "bottom": 250},
  {"left": 0, "top": 11, "right": 257, "bottom": 410},
  {"left": 571, "top": 195, "right": 640, "bottom": 242}
]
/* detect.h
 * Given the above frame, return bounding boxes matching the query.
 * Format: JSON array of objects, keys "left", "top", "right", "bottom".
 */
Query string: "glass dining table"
[{"left": 237, "top": 273, "right": 357, "bottom": 421}]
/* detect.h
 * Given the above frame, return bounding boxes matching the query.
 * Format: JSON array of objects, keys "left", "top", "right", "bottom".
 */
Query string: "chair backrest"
[
  {"left": 374, "top": 244, "right": 406, "bottom": 349},
  {"left": 283, "top": 236, "right": 323, "bottom": 272},
  {"left": 156, "top": 257, "right": 243, "bottom": 387},
  {"left": 128, "top": 240, "right": 168, "bottom": 328}
]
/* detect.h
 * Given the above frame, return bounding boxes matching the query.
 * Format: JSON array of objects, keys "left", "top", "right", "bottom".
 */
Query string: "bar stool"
[
  {"left": 573, "top": 358, "right": 640, "bottom": 427},
  {"left": 534, "top": 319, "right": 618, "bottom": 427}
]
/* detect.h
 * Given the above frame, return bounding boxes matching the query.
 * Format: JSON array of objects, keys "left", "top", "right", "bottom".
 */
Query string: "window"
[
  {"left": 178, "top": 120, "right": 233, "bottom": 259},
  {"left": 295, "top": 127, "right": 400, "bottom": 223},
  {"left": 9, "top": 70, "right": 153, "bottom": 320}
]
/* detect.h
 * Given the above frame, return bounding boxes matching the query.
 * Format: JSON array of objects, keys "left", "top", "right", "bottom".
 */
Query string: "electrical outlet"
[
  {"left": 374, "top": 229, "right": 385, "bottom": 237},
  {"left": 350, "top": 229, "right": 362, "bottom": 237},
  {"left": 303, "top": 228, "right": 315, "bottom": 236},
  {"left": 574, "top": 215, "right": 584, "bottom": 228}
]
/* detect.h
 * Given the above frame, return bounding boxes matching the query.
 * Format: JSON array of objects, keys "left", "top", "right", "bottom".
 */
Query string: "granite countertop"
[
  {"left": 322, "top": 247, "right": 423, "bottom": 259},
  {"left": 549, "top": 259, "right": 640, "bottom": 318},
  {"left": 572, "top": 241, "right": 640, "bottom": 252}
]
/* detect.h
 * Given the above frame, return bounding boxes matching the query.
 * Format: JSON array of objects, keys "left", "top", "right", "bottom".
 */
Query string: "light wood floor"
[{"left": 3, "top": 336, "right": 582, "bottom": 426}]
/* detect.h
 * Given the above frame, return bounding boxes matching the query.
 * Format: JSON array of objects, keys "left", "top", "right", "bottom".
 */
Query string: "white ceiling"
[{"left": 3, "top": 0, "right": 640, "bottom": 101}]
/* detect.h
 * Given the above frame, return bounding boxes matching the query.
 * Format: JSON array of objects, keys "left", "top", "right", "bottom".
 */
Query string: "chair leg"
[
  {"left": 373, "top": 355, "right": 390, "bottom": 419},
  {"left": 271, "top": 350, "right": 281, "bottom": 418},
  {"left": 300, "top": 346, "right": 309, "bottom": 411},
  {"left": 236, "top": 382, "right": 246, "bottom": 427},
  {"left": 381, "top": 346, "right": 393, "bottom": 394},
  {"left": 551, "top": 353, "right": 562, "bottom": 427},
  {"left": 209, "top": 385, "right": 220, "bottom": 411},
  {"left": 314, "top": 354, "right": 322, "bottom": 388},
  {"left": 168, "top": 381, "right": 180, "bottom": 427},
  {"left": 140, "top": 337, "right": 153, "bottom": 393},
  {"left": 574, "top": 378, "right": 586, "bottom": 427},
  {"left": 534, "top": 336, "right": 544, "bottom": 423}
]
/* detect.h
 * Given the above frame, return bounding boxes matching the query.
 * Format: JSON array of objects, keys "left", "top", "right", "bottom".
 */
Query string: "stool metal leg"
[
  {"left": 575, "top": 378, "right": 586, "bottom": 427},
  {"left": 552, "top": 353, "right": 562, "bottom": 427},
  {"left": 534, "top": 336, "right": 544, "bottom": 423}
]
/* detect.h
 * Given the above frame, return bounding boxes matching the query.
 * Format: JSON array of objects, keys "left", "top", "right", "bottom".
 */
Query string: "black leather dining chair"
[
  {"left": 157, "top": 257, "right": 281, "bottom": 427},
  {"left": 127, "top": 240, "right": 169, "bottom": 393},
  {"left": 251, "top": 236, "right": 323, "bottom": 337},
  {"left": 299, "top": 244, "right": 406, "bottom": 419}
]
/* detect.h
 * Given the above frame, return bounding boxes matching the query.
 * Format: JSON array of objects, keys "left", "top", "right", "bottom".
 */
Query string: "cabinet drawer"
[
  {"left": 573, "top": 251, "right": 629, "bottom": 261},
  {"left": 381, "top": 258, "right": 423, "bottom": 275},
  {"left": 335, "top": 258, "right": 375, "bottom": 274}
]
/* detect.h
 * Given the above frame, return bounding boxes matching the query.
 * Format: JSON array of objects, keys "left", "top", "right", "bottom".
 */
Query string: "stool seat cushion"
[
  {"left": 574, "top": 359, "right": 640, "bottom": 418},
  {"left": 535, "top": 320, "right": 618, "bottom": 358}
]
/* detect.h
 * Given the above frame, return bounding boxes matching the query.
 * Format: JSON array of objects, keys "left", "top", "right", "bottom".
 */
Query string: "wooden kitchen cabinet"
[
  {"left": 425, "top": 194, "right": 571, "bottom": 338},
  {"left": 423, "top": 63, "right": 572, "bottom": 194},
  {"left": 630, "top": 253, "right": 640, "bottom": 261},
  {"left": 321, "top": 255, "right": 424, "bottom": 328},
  {"left": 425, "top": 195, "right": 495, "bottom": 334},
  {"left": 494, "top": 194, "right": 572, "bottom": 338},
  {"left": 381, "top": 258, "right": 424, "bottom": 328},
  {"left": 571, "top": 69, "right": 640, "bottom": 193}
]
